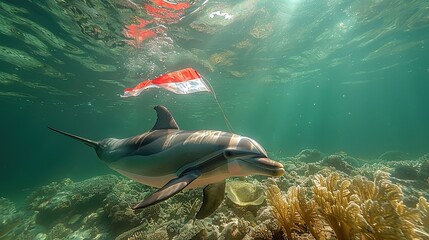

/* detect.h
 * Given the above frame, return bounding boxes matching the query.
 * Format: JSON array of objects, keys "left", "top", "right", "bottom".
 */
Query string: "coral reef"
[
  {"left": 28, "top": 175, "right": 119, "bottom": 227},
  {"left": 4, "top": 151, "right": 429, "bottom": 239},
  {"left": 0, "top": 197, "right": 26, "bottom": 240},
  {"left": 127, "top": 229, "right": 169, "bottom": 240},
  {"left": 103, "top": 179, "right": 155, "bottom": 234},
  {"left": 266, "top": 170, "right": 429, "bottom": 240}
]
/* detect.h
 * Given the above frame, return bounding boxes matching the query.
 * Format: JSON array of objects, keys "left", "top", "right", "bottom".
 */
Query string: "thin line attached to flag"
[{"left": 201, "top": 76, "right": 235, "bottom": 132}]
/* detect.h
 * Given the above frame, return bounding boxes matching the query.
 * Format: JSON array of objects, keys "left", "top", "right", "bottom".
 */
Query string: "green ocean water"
[
  {"left": 0, "top": 0, "right": 429, "bottom": 237},
  {"left": 1, "top": 0, "right": 428, "bottom": 200}
]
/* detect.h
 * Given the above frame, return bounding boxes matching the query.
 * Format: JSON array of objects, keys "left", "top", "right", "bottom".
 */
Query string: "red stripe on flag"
[
  {"left": 121, "top": 68, "right": 209, "bottom": 97},
  {"left": 151, "top": 68, "right": 201, "bottom": 84}
]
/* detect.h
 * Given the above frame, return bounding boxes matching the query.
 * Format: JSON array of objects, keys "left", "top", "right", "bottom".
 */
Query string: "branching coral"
[
  {"left": 294, "top": 186, "right": 325, "bottom": 240},
  {"left": 314, "top": 171, "right": 428, "bottom": 240},
  {"left": 243, "top": 220, "right": 282, "bottom": 240},
  {"left": 357, "top": 171, "right": 418, "bottom": 239},
  {"left": 266, "top": 185, "right": 303, "bottom": 239},
  {"left": 312, "top": 173, "right": 368, "bottom": 240},
  {"left": 417, "top": 197, "right": 429, "bottom": 238},
  {"left": 127, "top": 229, "right": 169, "bottom": 240}
]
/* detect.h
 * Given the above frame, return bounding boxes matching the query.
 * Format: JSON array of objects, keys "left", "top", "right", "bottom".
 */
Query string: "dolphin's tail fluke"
[{"left": 48, "top": 127, "right": 99, "bottom": 148}]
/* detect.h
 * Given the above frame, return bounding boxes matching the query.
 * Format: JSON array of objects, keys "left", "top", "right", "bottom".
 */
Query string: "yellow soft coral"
[
  {"left": 313, "top": 171, "right": 426, "bottom": 240},
  {"left": 355, "top": 171, "right": 420, "bottom": 240},
  {"left": 294, "top": 186, "right": 325, "bottom": 240},
  {"left": 266, "top": 185, "right": 303, "bottom": 240},
  {"left": 417, "top": 197, "right": 429, "bottom": 238},
  {"left": 267, "top": 171, "right": 429, "bottom": 240},
  {"left": 312, "top": 173, "right": 369, "bottom": 240}
]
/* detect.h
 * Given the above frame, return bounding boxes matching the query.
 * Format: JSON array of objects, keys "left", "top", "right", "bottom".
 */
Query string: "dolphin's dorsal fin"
[{"left": 151, "top": 105, "right": 179, "bottom": 131}]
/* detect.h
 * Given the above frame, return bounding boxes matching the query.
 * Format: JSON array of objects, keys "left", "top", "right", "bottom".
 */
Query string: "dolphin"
[{"left": 48, "top": 105, "right": 285, "bottom": 219}]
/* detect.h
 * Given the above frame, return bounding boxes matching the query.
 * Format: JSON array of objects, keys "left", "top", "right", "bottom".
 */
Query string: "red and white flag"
[{"left": 121, "top": 68, "right": 210, "bottom": 97}]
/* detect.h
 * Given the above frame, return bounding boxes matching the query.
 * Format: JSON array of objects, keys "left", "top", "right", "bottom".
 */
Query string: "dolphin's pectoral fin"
[
  {"left": 196, "top": 180, "right": 226, "bottom": 219},
  {"left": 132, "top": 170, "right": 201, "bottom": 210}
]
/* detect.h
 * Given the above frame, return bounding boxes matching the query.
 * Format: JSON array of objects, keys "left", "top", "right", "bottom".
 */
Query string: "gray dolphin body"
[{"left": 49, "top": 105, "right": 285, "bottom": 219}]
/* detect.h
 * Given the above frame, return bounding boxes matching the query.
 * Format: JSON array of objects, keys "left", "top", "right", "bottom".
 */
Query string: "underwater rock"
[
  {"left": 295, "top": 149, "right": 324, "bottom": 163},
  {"left": 418, "top": 157, "right": 429, "bottom": 180},
  {"left": 392, "top": 163, "right": 420, "bottom": 180},
  {"left": 28, "top": 175, "right": 119, "bottom": 227},
  {"left": 379, "top": 150, "right": 409, "bottom": 161},
  {"left": 343, "top": 155, "right": 365, "bottom": 167},
  {"left": 321, "top": 154, "right": 354, "bottom": 175}
]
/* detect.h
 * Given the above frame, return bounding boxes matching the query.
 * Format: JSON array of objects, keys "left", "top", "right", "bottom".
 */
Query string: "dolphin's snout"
[
  {"left": 256, "top": 158, "right": 284, "bottom": 169},
  {"left": 253, "top": 158, "right": 285, "bottom": 177}
]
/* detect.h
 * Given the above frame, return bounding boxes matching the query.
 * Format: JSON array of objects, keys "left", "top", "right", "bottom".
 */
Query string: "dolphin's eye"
[{"left": 224, "top": 150, "right": 233, "bottom": 158}]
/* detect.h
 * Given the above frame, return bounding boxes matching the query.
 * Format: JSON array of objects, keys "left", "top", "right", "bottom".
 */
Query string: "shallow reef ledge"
[{"left": 1, "top": 151, "right": 429, "bottom": 240}]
